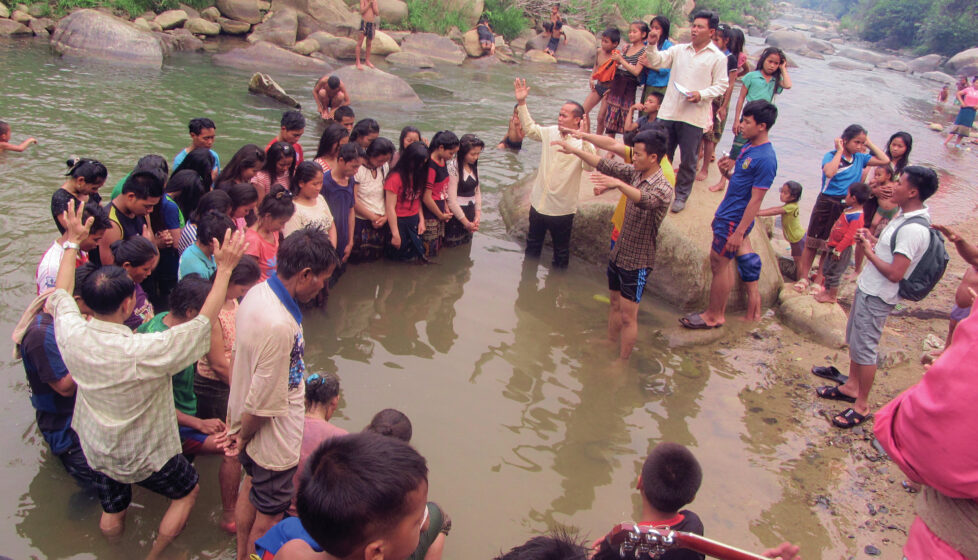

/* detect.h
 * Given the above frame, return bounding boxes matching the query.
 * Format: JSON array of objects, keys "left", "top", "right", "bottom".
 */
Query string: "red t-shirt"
[
  {"left": 384, "top": 172, "right": 422, "bottom": 217},
  {"left": 265, "top": 137, "right": 304, "bottom": 163},
  {"left": 244, "top": 228, "right": 279, "bottom": 281},
  {"left": 426, "top": 159, "right": 450, "bottom": 201}
]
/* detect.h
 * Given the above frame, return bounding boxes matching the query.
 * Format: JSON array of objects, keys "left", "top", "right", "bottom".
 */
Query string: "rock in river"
[
  {"left": 248, "top": 72, "right": 300, "bottom": 107},
  {"left": 947, "top": 47, "right": 978, "bottom": 77},
  {"left": 214, "top": 40, "right": 332, "bottom": 73},
  {"left": 526, "top": 26, "right": 596, "bottom": 67},
  {"left": 401, "top": 32, "right": 466, "bottom": 65},
  {"left": 908, "top": 53, "right": 941, "bottom": 73},
  {"left": 217, "top": 0, "right": 262, "bottom": 24},
  {"left": 764, "top": 30, "right": 808, "bottom": 51},
  {"left": 332, "top": 65, "right": 423, "bottom": 110},
  {"left": 51, "top": 9, "right": 164, "bottom": 68}
]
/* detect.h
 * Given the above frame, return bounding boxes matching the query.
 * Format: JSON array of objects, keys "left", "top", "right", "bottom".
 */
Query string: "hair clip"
[
  {"left": 306, "top": 373, "right": 322, "bottom": 384},
  {"left": 274, "top": 189, "right": 294, "bottom": 200}
]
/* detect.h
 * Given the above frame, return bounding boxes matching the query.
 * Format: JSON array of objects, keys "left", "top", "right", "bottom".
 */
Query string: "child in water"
[
  {"left": 245, "top": 184, "right": 296, "bottom": 281},
  {"left": 497, "top": 105, "right": 525, "bottom": 151},
  {"left": 0, "top": 120, "right": 37, "bottom": 153},
  {"left": 757, "top": 181, "right": 805, "bottom": 267}
]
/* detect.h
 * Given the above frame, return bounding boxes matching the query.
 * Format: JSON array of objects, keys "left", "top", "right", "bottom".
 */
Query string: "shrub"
[
  {"left": 484, "top": 0, "right": 528, "bottom": 40},
  {"left": 404, "top": 0, "right": 469, "bottom": 34}
]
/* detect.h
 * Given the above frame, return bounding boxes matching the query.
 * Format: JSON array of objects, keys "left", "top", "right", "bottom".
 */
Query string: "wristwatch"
[{"left": 62, "top": 241, "right": 80, "bottom": 251}]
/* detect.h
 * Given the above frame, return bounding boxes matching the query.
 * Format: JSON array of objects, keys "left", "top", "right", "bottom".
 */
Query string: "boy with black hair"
[
  {"left": 333, "top": 105, "right": 356, "bottom": 132},
  {"left": 174, "top": 117, "right": 220, "bottom": 173},
  {"left": 581, "top": 27, "right": 620, "bottom": 135},
  {"left": 554, "top": 128, "right": 673, "bottom": 362},
  {"left": 100, "top": 169, "right": 165, "bottom": 265},
  {"left": 816, "top": 165, "right": 939, "bottom": 429},
  {"left": 45, "top": 202, "right": 247, "bottom": 558},
  {"left": 179, "top": 210, "right": 237, "bottom": 280},
  {"left": 814, "top": 181, "right": 869, "bottom": 304},
  {"left": 541, "top": 3, "right": 566, "bottom": 56},
  {"left": 313, "top": 75, "right": 350, "bottom": 120},
  {"left": 680, "top": 100, "right": 778, "bottom": 329},
  {"left": 267, "top": 110, "right": 307, "bottom": 163},
  {"left": 36, "top": 201, "right": 111, "bottom": 293},
  {"left": 262, "top": 432, "right": 428, "bottom": 560}
]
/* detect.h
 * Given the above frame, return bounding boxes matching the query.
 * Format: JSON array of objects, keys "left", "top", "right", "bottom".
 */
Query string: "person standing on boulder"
[
  {"left": 639, "top": 9, "right": 728, "bottom": 213},
  {"left": 355, "top": 0, "right": 379, "bottom": 70},
  {"left": 679, "top": 100, "right": 778, "bottom": 330},
  {"left": 513, "top": 77, "right": 595, "bottom": 269},
  {"left": 542, "top": 3, "right": 566, "bottom": 56}
]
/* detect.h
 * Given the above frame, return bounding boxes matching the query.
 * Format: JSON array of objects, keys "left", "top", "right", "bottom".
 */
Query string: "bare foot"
[
  {"left": 813, "top": 289, "right": 836, "bottom": 304},
  {"left": 708, "top": 181, "right": 725, "bottom": 192},
  {"left": 219, "top": 517, "right": 236, "bottom": 535},
  {"left": 356, "top": 62, "right": 364, "bottom": 70},
  {"left": 695, "top": 169, "right": 709, "bottom": 181},
  {"left": 365, "top": 60, "right": 376, "bottom": 68}
]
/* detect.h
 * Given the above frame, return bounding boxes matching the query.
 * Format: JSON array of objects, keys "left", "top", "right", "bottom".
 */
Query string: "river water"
[{"left": 1, "top": 21, "right": 976, "bottom": 559}]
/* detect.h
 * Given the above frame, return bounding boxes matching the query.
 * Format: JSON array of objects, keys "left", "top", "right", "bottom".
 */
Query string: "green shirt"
[
  {"left": 741, "top": 70, "right": 783, "bottom": 103},
  {"left": 782, "top": 201, "right": 805, "bottom": 244},
  {"left": 136, "top": 313, "right": 197, "bottom": 416}
]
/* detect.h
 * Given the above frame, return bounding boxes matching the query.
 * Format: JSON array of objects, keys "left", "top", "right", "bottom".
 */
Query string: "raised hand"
[
  {"left": 514, "top": 77, "right": 530, "bottom": 104},
  {"left": 834, "top": 137, "right": 844, "bottom": 151},
  {"left": 63, "top": 201, "right": 94, "bottom": 246},
  {"left": 212, "top": 229, "right": 248, "bottom": 272},
  {"left": 932, "top": 224, "right": 960, "bottom": 242}
]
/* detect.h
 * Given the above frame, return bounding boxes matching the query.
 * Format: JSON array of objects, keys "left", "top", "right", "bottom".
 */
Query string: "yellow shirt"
[
  {"left": 612, "top": 154, "right": 676, "bottom": 236},
  {"left": 518, "top": 104, "right": 596, "bottom": 216}
]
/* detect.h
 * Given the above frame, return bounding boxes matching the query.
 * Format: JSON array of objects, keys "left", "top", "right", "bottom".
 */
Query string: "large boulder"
[
  {"left": 219, "top": 16, "right": 252, "bottom": 34},
  {"left": 201, "top": 6, "right": 221, "bottom": 21},
  {"left": 499, "top": 171, "right": 782, "bottom": 311},
  {"left": 51, "top": 9, "right": 164, "bottom": 68},
  {"left": 292, "top": 36, "right": 319, "bottom": 55},
  {"left": 308, "top": 30, "right": 356, "bottom": 59},
  {"left": 217, "top": 0, "right": 262, "bottom": 24},
  {"left": 947, "top": 47, "right": 978, "bottom": 75},
  {"left": 248, "top": 7, "right": 297, "bottom": 48},
  {"left": 378, "top": 0, "right": 407, "bottom": 25},
  {"left": 907, "top": 53, "right": 941, "bottom": 73},
  {"left": 332, "top": 65, "right": 423, "bottom": 109},
  {"left": 154, "top": 9, "right": 188, "bottom": 30},
  {"left": 185, "top": 17, "right": 221, "bottom": 35},
  {"left": 921, "top": 71, "right": 956, "bottom": 84},
  {"left": 0, "top": 3, "right": 9, "bottom": 18},
  {"left": 828, "top": 59, "right": 873, "bottom": 71},
  {"left": 523, "top": 49, "right": 556, "bottom": 63},
  {"left": 837, "top": 47, "right": 888, "bottom": 65},
  {"left": 214, "top": 40, "right": 333, "bottom": 73},
  {"left": 161, "top": 27, "right": 205, "bottom": 51},
  {"left": 365, "top": 30, "right": 400, "bottom": 55},
  {"left": 443, "top": 0, "right": 482, "bottom": 26},
  {"left": 526, "top": 26, "right": 596, "bottom": 67},
  {"left": 0, "top": 19, "right": 32, "bottom": 36},
  {"left": 401, "top": 32, "right": 466, "bottom": 65},
  {"left": 463, "top": 27, "right": 494, "bottom": 57},
  {"left": 777, "top": 288, "right": 847, "bottom": 348},
  {"left": 11, "top": 9, "right": 31, "bottom": 24},
  {"left": 271, "top": 0, "right": 358, "bottom": 26},
  {"left": 764, "top": 29, "right": 807, "bottom": 51},
  {"left": 249, "top": 72, "right": 300, "bottom": 107},
  {"left": 806, "top": 38, "right": 835, "bottom": 55},
  {"left": 879, "top": 59, "right": 908, "bottom": 72},
  {"left": 386, "top": 51, "right": 434, "bottom": 68}
]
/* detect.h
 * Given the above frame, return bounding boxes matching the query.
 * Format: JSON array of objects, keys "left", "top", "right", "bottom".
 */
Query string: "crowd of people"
[{"left": 7, "top": 4, "right": 977, "bottom": 560}]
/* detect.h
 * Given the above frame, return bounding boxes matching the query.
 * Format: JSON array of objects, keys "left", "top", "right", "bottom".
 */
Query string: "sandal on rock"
[
  {"left": 792, "top": 279, "right": 810, "bottom": 293},
  {"left": 816, "top": 385, "right": 856, "bottom": 403},
  {"left": 678, "top": 313, "right": 721, "bottom": 330},
  {"left": 811, "top": 365, "right": 848, "bottom": 384},
  {"left": 832, "top": 407, "right": 871, "bottom": 429}
]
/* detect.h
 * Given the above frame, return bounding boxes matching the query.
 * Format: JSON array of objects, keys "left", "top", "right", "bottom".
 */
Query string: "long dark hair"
[
  {"left": 650, "top": 15, "right": 670, "bottom": 49},
  {"left": 263, "top": 141, "right": 297, "bottom": 179},
  {"left": 315, "top": 123, "right": 349, "bottom": 159},
  {"left": 756, "top": 47, "right": 786, "bottom": 94},
  {"left": 728, "top": 27, "right": 744, "bottom": 58},
  {"left": 290, "top": 161, "right": 324, "bottom": 196},
  {"left": 398, "top": 126, "right": 422, "bottom": 153},
  {"left": 390, "top": 141, "right": 429, "bottom": 203},
  {"left": 457, "top": 133, "right": 485, "bottom": 180},
  {"left": 257, "top": 183, "right": 296, "bottom": 221},
  {"left": 886, "top": 131, "right": 913, "bottom": 175},
  {"left": 110, "top": 235, "right": 158, "bottom": 267},
  {"left": 216, "top": 144, "right": 265, "bottom": 188},
  {"left": 164, "top": 169, "right": 205, "bottom": 222},
  {"left": 173, "top": 147, "right": 215, "bottom": 191}
]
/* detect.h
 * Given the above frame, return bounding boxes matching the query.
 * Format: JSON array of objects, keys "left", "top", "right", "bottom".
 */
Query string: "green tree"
[
  {"left": 918, "top": 0, "right": 978, "bottom": 56},
  {"left": 857, "top": 0, "right": 930, "bottom": 48}
]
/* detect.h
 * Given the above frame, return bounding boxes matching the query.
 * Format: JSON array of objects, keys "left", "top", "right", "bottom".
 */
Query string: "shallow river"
[{"left": 1, "top": 19, "right": 976, "bottom": 560}]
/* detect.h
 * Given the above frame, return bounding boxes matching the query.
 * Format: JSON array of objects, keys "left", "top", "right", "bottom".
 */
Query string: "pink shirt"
[
  {"left": 244, "top": 228, "right": 279, "bottom": 281},
  {"left": 875, "top": 301, "right": 978, "bottom": 557},
  {"left": 289, "top": 416, "right": 348, "bottom": 515},
  {"left": 962, "top": 86, "right": 978, "bottom": 107}
]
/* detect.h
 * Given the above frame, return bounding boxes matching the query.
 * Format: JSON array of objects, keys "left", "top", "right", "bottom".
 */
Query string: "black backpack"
[{"left": 889, "top": 215, "right": 949, "bottom": 302}]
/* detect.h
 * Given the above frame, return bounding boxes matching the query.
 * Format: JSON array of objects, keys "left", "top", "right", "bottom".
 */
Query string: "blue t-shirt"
[
  {"left": 178, "top": 243, "right": 216, "bottom": 280},
  {"left": 173, "top": 148, "right": 221, "bottom": 173},
  {"left": 715, "top": 141, "right": 777, "bottom": 224},
  {"left": 645, "top": 39, "right": 674, "bottom": 87},
  {"left": 255, "top": 517, "right": 322, "bottom": 557},
  {"left": 21, "top": 312, "right": 76, "bottom": 453},
  {"left": 820, "top": 150, "right": 871, "bottom": 197},
  {"left": 162, "top": 195, "right": 185, "bottom": 229}
]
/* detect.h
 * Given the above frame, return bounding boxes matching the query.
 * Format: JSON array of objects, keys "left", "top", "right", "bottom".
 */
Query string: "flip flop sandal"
[
  {"left": 832, "top": 407, "right": 871, "bottom": 429},
  {"left": 678, "top": 313, "right": 721, "bottom": 330},
  {"left": 816, "top": 385, "right": 856, "bottom": 403},
  {"left": 811, "top": 365, "right": 849, "bottom": 384}
]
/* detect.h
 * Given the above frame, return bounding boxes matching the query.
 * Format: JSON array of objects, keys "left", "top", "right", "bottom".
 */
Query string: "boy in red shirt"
[{"left": 815, "top": 181, "right": 869, "bottom": 304}]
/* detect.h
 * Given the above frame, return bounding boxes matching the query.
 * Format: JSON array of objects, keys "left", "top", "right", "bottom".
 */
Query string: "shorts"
[
  {"left": 607, "top": 261, "right": 651, "bottom": 303},
  {"left": 846, "top": 288, "right": 895, "bottom": 366},
  {"left": 360, "top": 20, "right": 375, "bottom": 39},
  {"left": 711, "top": 217, "right": 754, "bottom": 259},
  {"left": 805, "top": 193, "right": 846, "bottom": 251},
  {"left": 706, "top": 98, "right": 727, "bottom": 144},
  {"left": 789, "top": 238, "right": 805, "bottom": 258},
  {"left": 729, "top": 133, "right": 748, "bottom": 160},
  {"left": 94, "top": 453, "right": 199, "bottom": 514},
  {"left": 240, "top": 449, "right": 297, "bottom": 516},
  {"left": 594, "top": 81, "right": 611, "bottom": 97},
  {"left": 194, "top": 372, "right": 230, "bottom": 423},
  {"left": 949, "top": 303, "right": 971, "bottom": 322},
  {"left": 822, "top": 245, "right": 853, "bottom": 289},
  {"left": 546, "top": 37, "right": 559, "bottom": 52},
  {"left": 179, "top": 426, "right": 209, "bottom": 455}
]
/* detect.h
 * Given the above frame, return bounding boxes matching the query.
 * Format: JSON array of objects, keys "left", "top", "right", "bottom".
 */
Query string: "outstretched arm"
[
  {"left": 933, "top": 225, "right": 978, "bottom": 267},
  {"left": 560, "top": 127, "right": 629, "bottom": 158},
  {"left": 0, "top": 138, "right": 37, "bottom": 152},
  {"left": 551, "top": 139, "right": 602, "bottom": 169}
]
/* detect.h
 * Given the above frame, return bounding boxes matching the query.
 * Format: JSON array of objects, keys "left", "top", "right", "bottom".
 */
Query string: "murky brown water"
[{"left": 1, "top": 17, "right": 976, "bottom": 559}]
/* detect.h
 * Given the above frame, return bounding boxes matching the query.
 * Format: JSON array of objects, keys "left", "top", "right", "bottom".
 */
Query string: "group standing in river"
[{"left": 8, "top": 3, "right": 977, "bottom": 559}]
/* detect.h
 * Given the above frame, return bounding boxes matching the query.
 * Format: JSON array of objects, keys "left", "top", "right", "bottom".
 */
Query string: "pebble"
[
  {"left": 865, "top": 545, "right": 881, "bottom": 556},
  {"left": 878, "top": 505, "right": 888, "bottom": 514},
  {"left": 867, "top": 503, "right": 877, "bottom": 516}
]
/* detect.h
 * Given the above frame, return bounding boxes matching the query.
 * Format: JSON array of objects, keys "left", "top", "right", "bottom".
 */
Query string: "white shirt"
[
  {"left": 36, "top": 241, "right": 65, "bottom": 295},
  {"left": 644, "top": 41, "right": 729, "bottom": 129},
  {"left": 518, "top": 104, "right": 596, "bottom": 216},
  {"left": 45, "top": 289, "right": 211, "bottom": 483},
  {"left": 354, "top": 162, "right": 389, "bottom": 218},
  {"left": 857, "top": 207, "right": 931, "bottom": 305}
]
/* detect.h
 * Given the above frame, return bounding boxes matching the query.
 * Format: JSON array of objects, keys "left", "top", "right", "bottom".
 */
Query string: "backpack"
[{"left": 889, "top": 215, "right": 949, "bottom": 302}]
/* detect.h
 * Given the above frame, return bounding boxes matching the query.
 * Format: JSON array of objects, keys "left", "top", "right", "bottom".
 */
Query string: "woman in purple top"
[
  {"left": 322, "top": 142, "right": 366, "bottom": 274},
  {"left": 110, "top": 236, "right": 160, "bottom": 330}
]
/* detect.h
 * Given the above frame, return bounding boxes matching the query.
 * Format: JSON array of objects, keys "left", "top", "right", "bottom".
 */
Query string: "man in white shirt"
[
  {"left": 640, "top": 10, "right": 729, "bottom": 213},
  {"left": 813, "top": 166, "right": 939, "bottom": 429},
  {"left": 514, "top": 77, "right": 596, "bottom": 268}
]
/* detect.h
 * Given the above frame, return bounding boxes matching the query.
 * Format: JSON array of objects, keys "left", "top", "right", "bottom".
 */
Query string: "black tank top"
[
  {"left": 458, "top": 168, "right": 479, "bottom": 198},
  {"left": 109, "top": 203, "right": 147, "bottom": 240}
]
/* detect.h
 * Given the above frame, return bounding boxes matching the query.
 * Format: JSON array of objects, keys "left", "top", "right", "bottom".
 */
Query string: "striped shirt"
[{"left": 600, "top": 159, "right": 673, "bottom": 270}]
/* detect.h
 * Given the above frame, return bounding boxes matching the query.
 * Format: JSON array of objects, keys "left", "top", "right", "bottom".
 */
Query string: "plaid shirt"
[
  {"left": 46, "top": 289, "right": 211, "bottom": 483},
  {"left": 600, "top": 159, "right": 673, "bottom": 270}
]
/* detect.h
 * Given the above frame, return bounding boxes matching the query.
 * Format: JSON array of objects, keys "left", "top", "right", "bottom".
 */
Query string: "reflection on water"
[{"left": 2, "top": 28, "right": 977, "bottom": 559}]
